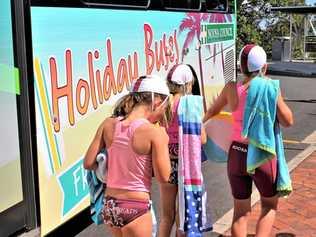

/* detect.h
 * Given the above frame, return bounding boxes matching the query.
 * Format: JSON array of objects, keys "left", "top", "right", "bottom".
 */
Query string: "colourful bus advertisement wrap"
[{"left": 30, "top": 7, "right": 236, "bottom": 235}]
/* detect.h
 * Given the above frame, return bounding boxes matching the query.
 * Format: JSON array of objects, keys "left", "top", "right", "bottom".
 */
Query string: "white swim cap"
[
  {"left": 167, "top": 64, "right": 194, "bottom": 85},
  {"left": 239, "top": 44, "right": 267, "bottom": 73},
  {"left": 130, "top": 75, "right": 170, "bottom": 96}
]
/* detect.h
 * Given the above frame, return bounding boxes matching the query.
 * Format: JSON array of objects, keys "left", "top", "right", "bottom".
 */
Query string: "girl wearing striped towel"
[{"left": 158, "top": 64, "right": 207, "bottom": 237}]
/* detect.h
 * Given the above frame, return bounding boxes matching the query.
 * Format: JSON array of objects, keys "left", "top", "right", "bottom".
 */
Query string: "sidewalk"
[
  {"left": 223, "top": 151, "right": 316, "bottom": 237},
  {"left": 267, "top": 62, "right": 316, "bottom": 78}
]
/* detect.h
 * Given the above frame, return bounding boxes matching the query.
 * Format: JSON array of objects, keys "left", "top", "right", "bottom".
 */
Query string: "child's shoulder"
[
  {"left": 102, "top": 117, "right": 117, "bottom": 131},
  {"left": 224, "top": 81, "right": 237, "bottom": 88},
  {"left": 224, "top": 81, "right": 237, "bottom": 93}
]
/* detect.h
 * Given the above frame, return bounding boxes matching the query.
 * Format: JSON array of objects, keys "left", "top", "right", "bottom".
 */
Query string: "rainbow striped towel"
[{"left": 178, "top": 95, "right": 212, "bottom": 236}]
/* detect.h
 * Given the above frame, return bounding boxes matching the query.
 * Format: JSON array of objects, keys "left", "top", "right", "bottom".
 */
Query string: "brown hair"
[{"left": 243, "top": 70, "right": 260, "bottom": 78}]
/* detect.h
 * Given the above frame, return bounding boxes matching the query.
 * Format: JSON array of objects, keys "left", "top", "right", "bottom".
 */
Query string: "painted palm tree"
[
  {"left": 179, "top": 13, "right": 208, "bottom": 112},
  {"left": 208, "top": 13, "right": 233, "bottom": 73}
]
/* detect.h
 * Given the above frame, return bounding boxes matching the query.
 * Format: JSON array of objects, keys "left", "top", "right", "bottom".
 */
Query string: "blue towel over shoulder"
[{"left": 242, "top": 76, "right": 292, "bottom": 197}]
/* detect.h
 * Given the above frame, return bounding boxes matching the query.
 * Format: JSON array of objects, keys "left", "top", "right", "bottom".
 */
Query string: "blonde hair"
[
  {"left": 166, "top": 64, "right": 197, "bottom": 95},
  {"left": 167, "top": 80, "right": 193, "bottom": 95},
  {"left": 112, "top": 92, "right": 172, "bottom": 124}
]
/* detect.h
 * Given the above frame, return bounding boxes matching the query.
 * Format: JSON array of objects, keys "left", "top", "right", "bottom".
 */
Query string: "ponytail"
[
  {"left": 112, "top": 93, "right": 135, "bottom": 118},
  {"left": 112, "top": 92, "right": 156, "bottom": 118}
]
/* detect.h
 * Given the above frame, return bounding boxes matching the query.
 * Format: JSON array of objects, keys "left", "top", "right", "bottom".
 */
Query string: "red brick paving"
[{"left": 224, "top": 152, "right": 316, "bottom": 237}]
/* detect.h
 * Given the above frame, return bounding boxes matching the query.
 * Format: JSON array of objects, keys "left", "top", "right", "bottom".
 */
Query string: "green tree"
[{"left": 237, "top": 0, "right": 305, "bottom": 59}]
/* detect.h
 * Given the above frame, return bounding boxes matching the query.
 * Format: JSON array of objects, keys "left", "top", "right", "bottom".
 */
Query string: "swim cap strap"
[{"left": 240, "top": 44, "right": 255, "bottom": 74}]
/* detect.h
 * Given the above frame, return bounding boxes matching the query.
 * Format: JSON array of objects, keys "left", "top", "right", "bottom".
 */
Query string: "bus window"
[
  {"left": 82, "top": 0, "right": 149, "bottom": 7},
  {"left": 163, "top": 0, "right": 201, "bottom": 10},
  {"left": 206, "top": 0, "right": 227, "bottom": 12}
]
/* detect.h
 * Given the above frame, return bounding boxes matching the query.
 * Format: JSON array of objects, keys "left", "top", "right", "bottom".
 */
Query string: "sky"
[{"left": 306, "top": 0, "right": 316, "bottom": 5}]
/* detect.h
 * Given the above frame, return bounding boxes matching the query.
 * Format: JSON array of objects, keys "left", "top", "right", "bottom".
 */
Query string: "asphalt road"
[{"left": 77, "top": 75, "right": 316, "bottom": 237}]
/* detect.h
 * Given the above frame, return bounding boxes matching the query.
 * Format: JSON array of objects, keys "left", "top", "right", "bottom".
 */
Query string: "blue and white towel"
[{"left": 87, "top": 169, "right": 105, "bottom": 225}]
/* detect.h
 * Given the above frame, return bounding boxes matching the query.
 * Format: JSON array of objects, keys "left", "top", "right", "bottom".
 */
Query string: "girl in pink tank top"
[
  {"left": 231, "top": 82, "right": 248, "bottom": 143},
  {"left": 84, "top": 75, "right": 171, "bottom": 237},
  {"left": 107, "top": 118, "right": 152, "bottom": 193}
]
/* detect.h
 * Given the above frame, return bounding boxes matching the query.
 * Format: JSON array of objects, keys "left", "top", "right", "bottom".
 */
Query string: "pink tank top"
[
  {"left": 107, "top": 118, "right": 152, "bottom": 193},
  {"left": 167, "top": 98, "right": 180, "bottom": 145},
  {"left": 231, "top": 82, "right": 248, "bottom": 143}
]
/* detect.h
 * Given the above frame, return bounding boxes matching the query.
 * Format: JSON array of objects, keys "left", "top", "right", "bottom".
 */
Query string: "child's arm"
[
  {"left": 201, "top": 125, "right": 207, "bottom": 145},
  {"left": 203, "top": 82, "right": 237, "bottom": 123},
  {"left": 84, "top": 122, "right": 105, "bottom": 170},
  {"left": 151, "top": 126, "right": 171, "bottom": 183},
  {"left": 277, "top": 94, "right": 294, "bottom": 127}
]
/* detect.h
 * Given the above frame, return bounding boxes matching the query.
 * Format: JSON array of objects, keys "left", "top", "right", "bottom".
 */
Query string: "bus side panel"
[{"left": 30, "top": 7, "right": 235, "bottom": 235}]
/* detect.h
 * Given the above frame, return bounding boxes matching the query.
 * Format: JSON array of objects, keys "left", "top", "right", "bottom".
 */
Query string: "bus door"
[{"left": 0, "top": 0, "right": 37, "bottom": 236}]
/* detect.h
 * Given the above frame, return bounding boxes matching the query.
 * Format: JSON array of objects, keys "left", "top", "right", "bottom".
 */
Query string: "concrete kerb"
[
  {"left": 212, "top": 143, "right": 316, "bottom": 235},
  {"left": 18, "top": 228, "right": 40, "bottom": 237},
  {"left": 267, "top": 68, "right": 316, "bottom": 78},
  {"left": 237, "top": 61, "right": 316, "bottom": 78}
]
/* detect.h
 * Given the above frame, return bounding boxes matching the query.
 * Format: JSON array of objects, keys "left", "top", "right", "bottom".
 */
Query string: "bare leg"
[
  {"left": 256, "top": 195, "right": 278, "bottom": 237},
  {"left": 175, "top": 200, "right": 185, "bottom": 237},
  {"left": 122, "top": 211, "right": 152, "bottom": 237},
  {"left": 158, "top": 183, "right": 178, "bottom": 237},
  {"left": 231, "top": 198, "right": 251, "bottom": 237},
  {"left": 106, "top": 225, "right": 123, "bottom": 237}
]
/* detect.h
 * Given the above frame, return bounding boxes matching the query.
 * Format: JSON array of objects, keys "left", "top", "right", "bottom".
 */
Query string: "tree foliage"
[{"left": 237, "top": 0, "right": 305, "bottom": 59}]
